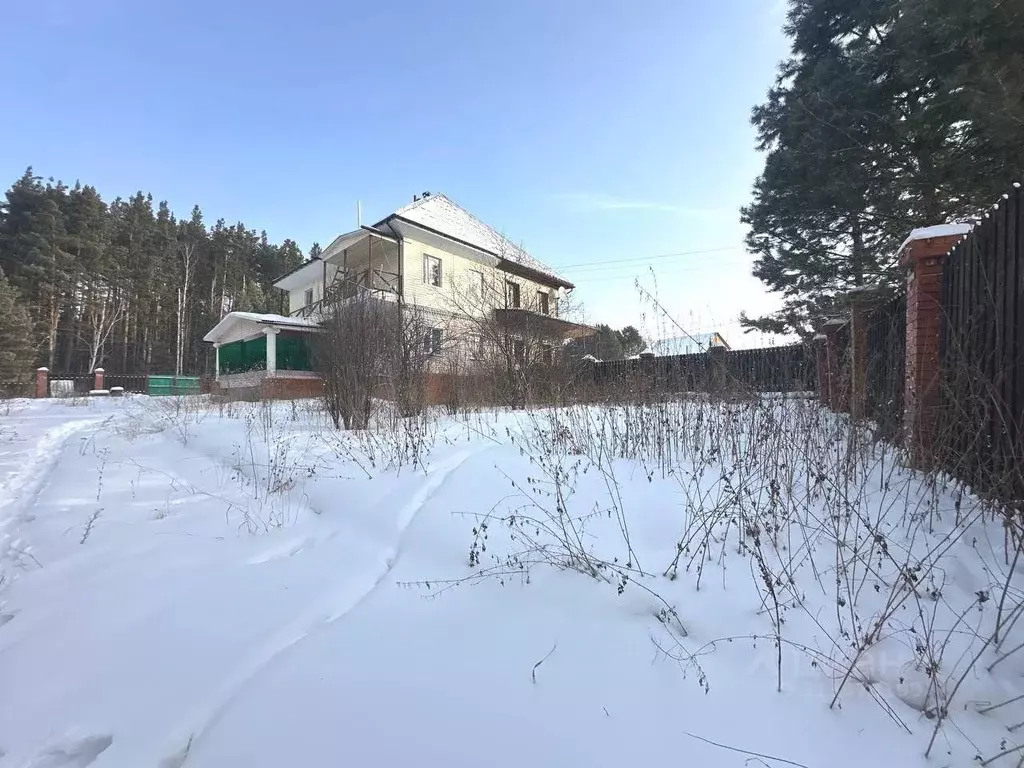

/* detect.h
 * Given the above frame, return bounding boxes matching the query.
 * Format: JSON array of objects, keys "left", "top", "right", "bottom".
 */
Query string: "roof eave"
[{"left": 385, "top": 214, "right": 572, "bottom": 289}]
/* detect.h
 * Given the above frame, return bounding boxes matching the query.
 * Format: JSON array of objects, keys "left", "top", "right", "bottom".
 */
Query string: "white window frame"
[
  {"left": 467, "top": 269, "right": 485, "bottom": 301},
  {"left": 540, "top": 343, "right": 553, "bottom": 365},
  {"left": 304, "top": 287, "right": 314, "bottom": 306},
  {"left": 424, "top": 327, "right": 442, "bottom": 356},
  {"left": 537, "top": 290, "right": 549, "bottom": 315},
  {"left": 506, "top": 280, "right": 521, "bottom": 309},
  {"left": 469, "top": 333, "right": 485, "bottom": 360},
  {"left": 512, "top": 338, "right": 525, "bottom": 365},
  {"left": 423, "top": 254, "right": 443, "bottom": 287}
]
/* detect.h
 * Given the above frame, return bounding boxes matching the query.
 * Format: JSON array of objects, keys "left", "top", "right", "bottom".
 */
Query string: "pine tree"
[
  {"left": 617, "top": 326, "right": 645, "bottom": 356},
  {"left": 0, "top": 170, "right": 314, "bottom": 375},
  {"left": 0, "top": 271, "right": 36, "bottom": 396},
  {"left": 743, "top": 0, "right": 1024, "bottom": 336},
  {"left": 0, "top": 169, "right": 71, "bottom": 366}
]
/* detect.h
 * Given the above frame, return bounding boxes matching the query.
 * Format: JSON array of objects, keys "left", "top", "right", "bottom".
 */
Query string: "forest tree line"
[
  {"left": 743, "top": 0, "right": 1024, "bottom": 336},
  {"left": 0, "top": 168, "right": 305, "bottom": 383}
]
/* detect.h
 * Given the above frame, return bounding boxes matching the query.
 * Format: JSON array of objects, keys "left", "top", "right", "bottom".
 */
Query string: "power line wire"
[
  {"left": 556, "top": 245, "right": 743, "bottom": 271},
  {"left": 569, "top": 258, "right": 754, "bottom": 283}
]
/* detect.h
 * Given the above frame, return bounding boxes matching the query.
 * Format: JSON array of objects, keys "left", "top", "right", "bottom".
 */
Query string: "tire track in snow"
[
  {"left": 0, "top": 418, "right": 100, "bottom": 576},
  {"left": 156, "top": 448, "right": 477, "bottom": 767}
]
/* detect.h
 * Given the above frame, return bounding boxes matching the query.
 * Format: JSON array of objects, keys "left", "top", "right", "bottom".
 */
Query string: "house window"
[
  {"left": 424, "top": 255, "right": 442, "bottom": 287},
  {"left": 506, "top": 280, "right": 521, "bottom": 309},
  {"left": 537, "top": 291, "right": 549, "bottom": 315},
  {"left": 423, "top": 328, "right": 442, "bottom": 356},
  {"left": 540, "top": 343, "right": 553, "bottom": 365},
  {"left": 469, "top": 334, "right": 485, "bottom": 360},
  {"left": 304, "top": 288, "right": 314, "bottom": 306},
  {"left": 512, "top": 338, "right": 525, "bottom": 364},
  {"left": 468, "top": 269, "right": 485, "bottom": 301}
]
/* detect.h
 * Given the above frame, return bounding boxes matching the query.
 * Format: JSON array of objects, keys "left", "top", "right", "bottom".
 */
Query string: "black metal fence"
[
  {"left": 938, "top": 183, "right": 1024, "bottom": 507},
  {"left": 593, "top": 344, "right": 816, "bottom": 395},
  {"left": 865, "top": 294, "right": 907, "bottom": 440},
  {"left": 47, "top": 374, "right": 95, "bottom": 396},
  {"left": 721, "top": 344, "right": 817, "bottom": 392},
  {"left": 44, "top": 373, "right": 199, "bottom": 397},
  {"left": 105, "top": 374, "right": 149, "bottom": 394},
  {"left": 594, "top": 351, "right": 710, "bottom": 391}
]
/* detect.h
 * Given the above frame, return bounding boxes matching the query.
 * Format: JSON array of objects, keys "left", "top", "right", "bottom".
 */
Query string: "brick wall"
[
  {"left": 260, "top": 376, "right": 324, "bottom": 400},
  {"left": 900, "top": 233, "right": 962, "bottom": 466}
]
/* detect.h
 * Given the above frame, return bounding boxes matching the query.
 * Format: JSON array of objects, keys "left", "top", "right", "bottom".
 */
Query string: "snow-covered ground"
[{"left": 0, "top": 395, "right": 1022, "bottom": 767}]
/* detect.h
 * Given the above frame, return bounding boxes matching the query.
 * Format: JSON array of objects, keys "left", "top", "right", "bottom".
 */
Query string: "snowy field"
[{"left": 1, "top": 394, "right": 1023, "bottom": 767}]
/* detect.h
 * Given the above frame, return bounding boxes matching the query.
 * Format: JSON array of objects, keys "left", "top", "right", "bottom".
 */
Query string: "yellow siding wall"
[
  {"left": 287, "top": 262, "right": 341, "bottom": 314},
  {"left": 399, "top": 235, "right": 559, "bottom": 318},
  {"left": 284, "top": 235, "right": 561, "bottom": 320}
]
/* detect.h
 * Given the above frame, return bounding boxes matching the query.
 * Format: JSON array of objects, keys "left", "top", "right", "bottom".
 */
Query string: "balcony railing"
[{"left": 290, "top": 268, "right": 400, "bottom": 319}]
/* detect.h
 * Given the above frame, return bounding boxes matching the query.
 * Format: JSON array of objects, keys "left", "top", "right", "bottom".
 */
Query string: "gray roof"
[{"left": 386, "top": 194, "right": 570, "bottom": 287}]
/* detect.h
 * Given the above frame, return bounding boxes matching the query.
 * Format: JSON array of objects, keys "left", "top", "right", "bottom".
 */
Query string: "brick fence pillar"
[
  {"left": 35, "top": 367, "right": 49, "bottom": 398},
  {"left": 846, "top": 287, "right": 880, "bottom": 422},
  {"left": 899, "top": 232, "right": 963, "bottom": 467},
  {"left": 93, "top": 368, "right": 105, "bottom": 391},
  {"left": 813, "top": 334, "right": 829, "bottom": 406}
]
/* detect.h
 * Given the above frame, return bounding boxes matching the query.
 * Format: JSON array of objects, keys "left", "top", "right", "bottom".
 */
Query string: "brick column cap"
[
  {"left": 840, "top": 284, "right": 885, "bottom": 308},
  {"left": 898, "top": 229, "right": 969, "bottom": 269},
  {"left": 94, "top": 367, "right": 104, "bottom": 373},
  {"left": 37, "top": 366, "right": 49, "bottom": 372}
]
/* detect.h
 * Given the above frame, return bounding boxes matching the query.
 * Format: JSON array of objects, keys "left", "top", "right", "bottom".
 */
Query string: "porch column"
[
  {"left": 213, "top": 343, "right": 221, "bottom": 382},
  {"left": 264, "top": 327, "right": 279, "bottom": 374}
]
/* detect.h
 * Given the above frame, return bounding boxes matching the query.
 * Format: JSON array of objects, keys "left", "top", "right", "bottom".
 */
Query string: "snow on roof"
[
  {"left": 899, "top": 223, "right": 973, "bottom": 253},
  {"left": 388, "top": 194, "right": 571, "bottom": 287},
  {"left": 231, "top": 312, "right": 317, "bottom": 327},
  {"left": 203, "top": 312, "right": 317, "bottom": 343}
]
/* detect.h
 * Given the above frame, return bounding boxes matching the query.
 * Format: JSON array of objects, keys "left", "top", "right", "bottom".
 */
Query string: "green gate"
[{"left": 147, "top": 375, "right": 201, "bottom": 396}]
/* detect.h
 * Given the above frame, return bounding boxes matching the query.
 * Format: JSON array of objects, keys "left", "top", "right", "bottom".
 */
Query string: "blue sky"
[{"left": 1, "top": 0, "right": 789, "bottom": 347}]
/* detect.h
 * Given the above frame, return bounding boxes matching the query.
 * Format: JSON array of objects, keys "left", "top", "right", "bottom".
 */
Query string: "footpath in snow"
[{"left": 0, "top": 395, "right": 1022, "bottom": 767}]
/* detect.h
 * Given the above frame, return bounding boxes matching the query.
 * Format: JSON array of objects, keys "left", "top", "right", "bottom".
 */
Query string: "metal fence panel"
[{"left": 939, "top": 184, "right": 1024, "bottom": 508}]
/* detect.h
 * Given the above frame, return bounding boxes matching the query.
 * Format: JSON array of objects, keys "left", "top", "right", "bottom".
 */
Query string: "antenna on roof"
[
  {"left": 422, "top": 191, "right": 431, "bottom": 198},
  {"left": 413, "top": 194, "right": 420, "bottom": 202},
  {"left": 357, "top": 200, "right": 362, "bottom": 227}
]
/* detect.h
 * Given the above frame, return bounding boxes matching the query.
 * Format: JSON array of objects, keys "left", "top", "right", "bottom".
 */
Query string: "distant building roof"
[{"left": 646, "top": 332, "right": 729, "bottom": 356}]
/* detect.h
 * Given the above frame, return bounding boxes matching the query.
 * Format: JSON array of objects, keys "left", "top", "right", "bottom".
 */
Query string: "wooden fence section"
[
  {"left": 938, "top": 183, "right": 1024, "bottom": 506},
  {"left": 593, "top": 343, "right": 816, "bottom": 394},
  {"left": 720, "top": 344, "right": 817, "bottom": 392}
]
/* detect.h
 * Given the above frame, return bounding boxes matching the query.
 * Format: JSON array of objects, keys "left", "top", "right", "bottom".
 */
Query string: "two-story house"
[{"left": 204, "top": 193, "right": 594, "bottom": 398}]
